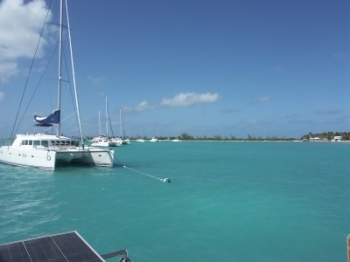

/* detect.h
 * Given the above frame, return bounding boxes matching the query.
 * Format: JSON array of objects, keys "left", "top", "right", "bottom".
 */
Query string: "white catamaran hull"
[
  {"left": 0, "top": 146, "right": 114, "bottom": 170},
  {"left": 0, "top": 146, "right": 57, "bottom": 170}
]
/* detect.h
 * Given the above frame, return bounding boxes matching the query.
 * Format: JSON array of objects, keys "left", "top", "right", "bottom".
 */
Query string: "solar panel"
[{"left": 0, "top": 231, "right": 104, "bottom": 262}]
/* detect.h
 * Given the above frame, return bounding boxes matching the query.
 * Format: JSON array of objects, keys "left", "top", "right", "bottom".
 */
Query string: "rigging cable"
[
  {"left": 10, "top": 0, "right": 54, "bottom": 138},
  {"left": 15, "top": 45, "right": 58, "bottom": 136}
]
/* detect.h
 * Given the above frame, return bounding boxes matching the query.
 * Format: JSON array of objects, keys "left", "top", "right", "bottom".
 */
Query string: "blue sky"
[{"left": 0, "top": 0, "right": 349, "bottom": 139}]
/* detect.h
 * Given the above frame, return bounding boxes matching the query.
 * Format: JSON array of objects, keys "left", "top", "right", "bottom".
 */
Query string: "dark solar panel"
[{"left": 0, "top": 231, "right": 104, "bottom": 262}]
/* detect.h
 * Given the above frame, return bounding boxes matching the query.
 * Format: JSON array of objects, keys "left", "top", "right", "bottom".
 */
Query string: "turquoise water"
[{"left": 0, "top": 142, "right": 349, "bottom": 261}]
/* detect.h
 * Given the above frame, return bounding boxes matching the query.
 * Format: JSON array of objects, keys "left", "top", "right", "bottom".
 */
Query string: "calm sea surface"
[{"left": 0, "top": 141, "right": 349, "bottom": 261}]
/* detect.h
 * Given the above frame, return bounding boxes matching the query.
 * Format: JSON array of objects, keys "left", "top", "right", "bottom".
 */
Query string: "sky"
[{"left": 0, "top": 0, "right": 349, "bottom": 139}]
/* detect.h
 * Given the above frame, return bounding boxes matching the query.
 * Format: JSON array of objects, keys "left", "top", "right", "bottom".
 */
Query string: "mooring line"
[
  {"left": 123, "top": 166, "right": 171, "bottom": 183},
  {"left": 114, "top": 158, "right": 170, "bottom": 183}
]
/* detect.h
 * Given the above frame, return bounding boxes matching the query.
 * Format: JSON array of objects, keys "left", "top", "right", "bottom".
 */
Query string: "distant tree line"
[
  {"left": 172, "top": 133, "right": 294, "bottom": 141},
  {"left": 301, "top": 132, "right": 350, "bottom": 141},
  {"left": 83, "top": 131, "right": 350, "bottom": 141},
  {"left": 180, "top": 132, "right": 350, "bottom": 141}
]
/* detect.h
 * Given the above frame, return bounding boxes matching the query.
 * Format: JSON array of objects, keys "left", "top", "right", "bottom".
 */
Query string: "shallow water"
[{"left": 0, "top": 141, "right": 349, "bottom": 261}]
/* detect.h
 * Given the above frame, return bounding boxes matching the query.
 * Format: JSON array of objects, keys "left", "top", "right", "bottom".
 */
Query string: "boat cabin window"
[
  {"left": 29, "top": 140, "right": 33, "bottom": 145},
  {"left": 42, "top": 140, "right": 48, "bottom": 147},
  {"left": 47, "top": 140, "right": 76, "bottom": 146},
  {"left": 34, "top": 141, "right": 40, "bottom": 146},
  {"left": 70, "top": 141, "right": 79, "bottom": 146},
  {"left": 21, "top": 140, "right": 29, "bottom": 145}
]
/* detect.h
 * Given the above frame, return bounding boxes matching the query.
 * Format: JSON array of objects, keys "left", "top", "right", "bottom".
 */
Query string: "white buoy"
[{"left": 162, "top": 178, "right": 171, "bottom": 183}]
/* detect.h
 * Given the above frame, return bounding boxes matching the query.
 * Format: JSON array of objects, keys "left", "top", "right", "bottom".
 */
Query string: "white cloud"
[
  {"left": 161, "top": 92, "right": 219, "bottom": 107},
  {"left": 259, "top": 96, "right": 270, "bottom": 103},
  {"left": 0, "top": 62, "right": 19, "bottom": 82},
  {"left": 123, "top": 92, "right": 219, "bottom": 112},
  {"left": 0, "top": 0, "right": 51, "bottom": 82},
  {"left": 123, "top": 101, "right": 155, "bottom": 112}
]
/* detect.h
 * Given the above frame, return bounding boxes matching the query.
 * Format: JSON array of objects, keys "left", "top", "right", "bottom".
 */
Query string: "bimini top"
[{"left": 34, "top": 109, "right": 60, "bottom": 127}]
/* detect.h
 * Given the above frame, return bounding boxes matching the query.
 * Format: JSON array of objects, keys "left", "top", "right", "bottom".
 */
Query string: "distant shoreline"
[
  {"left": 1, "top": 138, "right": 349, "bottom": 144},
  {"left": 135, "top": 139, "right": 350, "bottom": 143}
]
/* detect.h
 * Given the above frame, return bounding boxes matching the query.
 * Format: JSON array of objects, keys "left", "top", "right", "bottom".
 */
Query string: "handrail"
[{"left": 101, "top": 249, "right": 130, "bottom": 261}]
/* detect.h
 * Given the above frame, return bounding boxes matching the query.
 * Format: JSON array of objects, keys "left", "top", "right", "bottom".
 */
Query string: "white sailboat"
[
  {"left": 91, "top": 98, "right": 120, "bottom": 147},
  {"left": 90, "top": 110, "right": 114, "bottom": 147},
  {"left": 136, "top": 128, "right": 145, "bottom": 142},
  {"left": 0, "top": 0, "right": 114, "bottom": 170},
  {"left": 104, "top": 98, "right": 121, "bottom": 147},
  {"left": 119, "top": 109, "right": 130, "bottom": 145}
]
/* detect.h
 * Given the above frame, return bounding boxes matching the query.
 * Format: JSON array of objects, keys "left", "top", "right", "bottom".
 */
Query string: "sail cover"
[{"left": 34, "top": 109, "right": 60, "bottom": 126}]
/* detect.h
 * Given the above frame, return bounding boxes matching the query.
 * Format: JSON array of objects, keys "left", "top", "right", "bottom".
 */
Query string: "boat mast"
[
  {"left": 98, "top": 111, "right": 101, "bottom": 135},
  {"left": 65, "top": 0, "right": 84, "bottom": 142},
  {"left": 56, "top": 0, "right": 63, "bottom": 137},
  {"left": 119, "top": 109, "right": 123, "bottom": 138},
  {"left": 106, "top": 97, "right": 109, "bottom": 137}
]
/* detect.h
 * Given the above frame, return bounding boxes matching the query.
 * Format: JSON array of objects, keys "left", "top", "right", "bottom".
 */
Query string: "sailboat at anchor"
[
  {"left": 119, "top": 109, "right": 131, "bottom": 145},
  {"left": 90, "top": 111, "right": 112, "bottom": 147},
  {"left": 0, "top": 0, "right": 114, "bottom": 170},
  {"left": 91, "top": 98, "right": 120, "bottom": 147}
]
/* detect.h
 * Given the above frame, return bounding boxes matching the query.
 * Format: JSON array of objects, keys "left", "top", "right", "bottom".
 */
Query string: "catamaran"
[{"left": 0, "top": 0, "right": 114, "bottom": 170}]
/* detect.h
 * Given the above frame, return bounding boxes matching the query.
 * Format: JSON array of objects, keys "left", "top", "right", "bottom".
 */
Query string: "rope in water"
[
  {"left": 123, "top": 166, "right": 170, "bottom": 183},
  {"left": 115, "top": 158, "right": 170, "bottom": 183}
]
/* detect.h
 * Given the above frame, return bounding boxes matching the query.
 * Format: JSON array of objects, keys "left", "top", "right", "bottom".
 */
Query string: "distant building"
[
  {"left": 310, "top": 137, "right": 320, "bottom": 141},
  {"left": 333, "top": 136, "right": 342, "bottom": 142}
]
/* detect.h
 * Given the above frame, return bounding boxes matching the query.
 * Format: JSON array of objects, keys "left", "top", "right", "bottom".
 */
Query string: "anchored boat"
[{"left": 0, "top": 0, "right": 114, "bottom": 170}]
